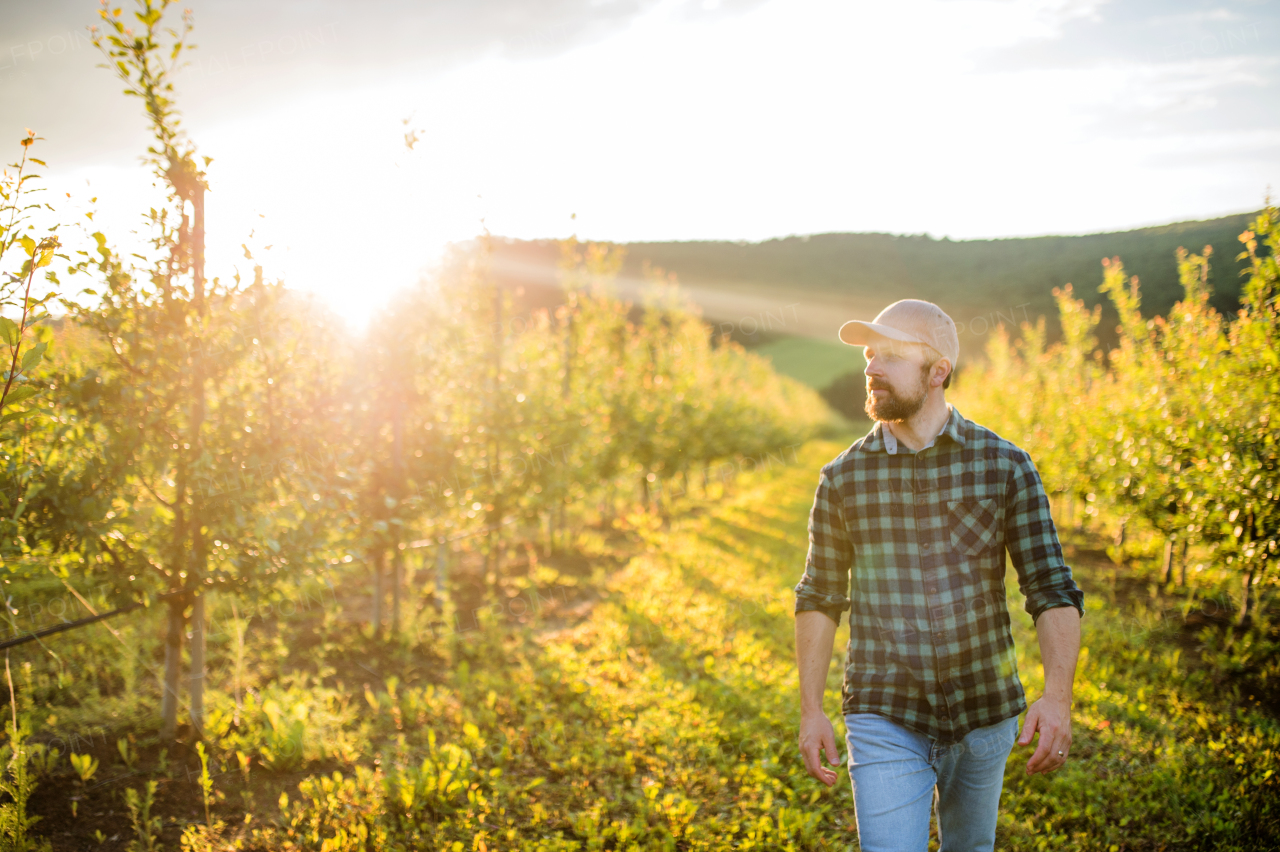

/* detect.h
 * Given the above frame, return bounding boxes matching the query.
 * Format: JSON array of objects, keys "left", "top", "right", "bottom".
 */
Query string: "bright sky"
[{"left": 4, "top": 0, "right": 1278, "bottom": 326}]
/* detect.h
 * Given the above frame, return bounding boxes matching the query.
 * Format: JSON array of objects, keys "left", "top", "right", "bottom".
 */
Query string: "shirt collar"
[{"left": 862, "top": 403, "right": 967, "bottom": 454}]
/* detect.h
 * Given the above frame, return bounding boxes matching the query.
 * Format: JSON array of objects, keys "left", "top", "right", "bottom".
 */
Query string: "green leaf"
[
  {"left": 0, "top": 317, "right": 18, "bottom": 347},
  {"left": 17, "top": 236, "right": 35, "bottom": 257},
  {"left": 20, "top": 342, "right": 46, "bottom": 374},
  {"left": 2, "top": 386, "right": 39, "bottom": 408}
]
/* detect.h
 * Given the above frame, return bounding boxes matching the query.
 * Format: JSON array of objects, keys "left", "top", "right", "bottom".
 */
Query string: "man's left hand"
[{"left": 1018, "top": 696, "right": 1072, "bottom": 775}]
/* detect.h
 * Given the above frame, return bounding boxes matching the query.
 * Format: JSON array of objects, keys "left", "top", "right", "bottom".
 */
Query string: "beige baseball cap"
[{"left": 838, "top": 299, "right": 959, "bottom": 370}]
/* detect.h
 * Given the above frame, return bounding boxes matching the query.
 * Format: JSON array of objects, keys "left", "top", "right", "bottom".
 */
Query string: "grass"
[
  {"left": 8, "top": 439, "right": 1280, "bottom": 850},
  {"left": 751, "top": 337, "right": 863, "bottom": 390}
]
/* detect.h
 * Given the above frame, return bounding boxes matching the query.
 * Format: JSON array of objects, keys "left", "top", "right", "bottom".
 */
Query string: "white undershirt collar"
[{"left": 882, "top": 403, "right": 953, "bottom": 455}]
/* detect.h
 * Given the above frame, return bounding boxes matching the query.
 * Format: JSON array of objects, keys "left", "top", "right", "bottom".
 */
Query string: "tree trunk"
[
  {"left": 1238, "top": 563, "right": 1257, "bottom": 627},
  {"left": 371, "top": 549, "right": 384, "bottom": 637},
  {"left": 562, "top": 306, "right": 574, "bottom": 398},
  {"left": 488, "top": 279, "right": 504, "bottom": 602},
  {"left": 1115, "top": 520, "right": 1126, "bottom": 550},
  {"left": 435, "top": 539, "right": 448, "bottom": 610},
  {"left": 390, "top": 401, "right": 405, "bottom": 637},
  {"left": 1179, "top": 538, "right": 1189, "bottom": 586},
  {"left": 186, "top": 483, "right": 208, "bottom": 739},
  {"left": 488, "top": 523, "right": 502, "bottom": 600},
  {"left": 391, "top": 547, "right": 403, "bottom": 637},
  {"left": 186, "top": 179, "right": 209, "bottom": 736},
  {"left": 1161, "top": 537, "right": 1176, "bottom": 585},
  {"left": 189, "top": 593, "right": 205, "bottom": 738},
  {"left": 554, "top": 304, "right": 573, "bottom": 558},
  {"left": 160, "top": 598, "right": 184, "bottom": 740}
]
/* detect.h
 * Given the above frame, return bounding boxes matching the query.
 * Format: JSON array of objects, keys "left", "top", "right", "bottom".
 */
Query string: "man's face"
[{"left": 863, "top": 341, "right": 933, "bottom": 422}]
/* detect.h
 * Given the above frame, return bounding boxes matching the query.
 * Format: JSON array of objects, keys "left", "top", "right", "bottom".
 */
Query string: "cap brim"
[{"left": 838, "top": 320, "right": 925, "bottom": 348}]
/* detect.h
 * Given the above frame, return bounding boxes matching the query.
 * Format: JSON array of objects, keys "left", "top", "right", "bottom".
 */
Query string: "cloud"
[
  {"left": 951, "top": 0, "right": 1280, "bottom": 157},
  {"left": 0, "top": 0, "right": 766, "bottom": 166},
  {"left": 974, "top": 0, "right": 1276, "bottom": 71}
]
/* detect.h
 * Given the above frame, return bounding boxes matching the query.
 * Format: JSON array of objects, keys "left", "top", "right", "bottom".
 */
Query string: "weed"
[
  {"left": 124, "top": 780, "right": 162, "bottom": 852},
  {"left": 70, "top": 753, "right": 98, "bottom": 784}
]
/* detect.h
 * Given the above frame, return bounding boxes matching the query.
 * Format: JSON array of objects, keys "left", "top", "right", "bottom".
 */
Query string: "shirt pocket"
[{"left": 948, "top": 498, "right": 1000, "bottom": 558}]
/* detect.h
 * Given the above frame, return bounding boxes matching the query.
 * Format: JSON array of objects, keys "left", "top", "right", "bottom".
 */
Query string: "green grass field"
[
  {"left": 17, "top": 439, "right": 1280, "bottom": 850},
  {"left": 752, "top": 337, "right": 863, "bottom": 390}
]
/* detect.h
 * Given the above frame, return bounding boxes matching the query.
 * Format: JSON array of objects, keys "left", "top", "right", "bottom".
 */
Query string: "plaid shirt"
[{"left": 794, "top": 404, "right": 1084, "bottom": 742}]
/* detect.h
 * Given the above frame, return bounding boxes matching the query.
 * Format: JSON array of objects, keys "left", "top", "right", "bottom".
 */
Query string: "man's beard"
[{"left": 864, "top": 367, "right": 929, "bottom": 422}]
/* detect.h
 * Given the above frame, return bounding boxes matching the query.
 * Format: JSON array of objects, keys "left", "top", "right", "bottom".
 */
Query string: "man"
[{"left": 793, "top": 299, "right": 1084, "bottom": 852}]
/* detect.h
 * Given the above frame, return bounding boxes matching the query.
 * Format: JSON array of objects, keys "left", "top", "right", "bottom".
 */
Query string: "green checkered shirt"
[{"left": 794, "top": 404, "right": 1084, "bottom": 742}]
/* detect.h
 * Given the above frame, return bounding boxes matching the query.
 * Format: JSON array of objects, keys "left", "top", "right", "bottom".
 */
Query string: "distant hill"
[
  {"left": 484, "top": 211, "right": 1258, "bottom": 350},
  {"left": 474, "top": 211, "right": 1260, "bottom": 414}
]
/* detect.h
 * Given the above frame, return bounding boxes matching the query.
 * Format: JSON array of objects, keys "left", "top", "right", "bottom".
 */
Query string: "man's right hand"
[{"left": 799, "top": 709, "right": 842, "bottom": 786}]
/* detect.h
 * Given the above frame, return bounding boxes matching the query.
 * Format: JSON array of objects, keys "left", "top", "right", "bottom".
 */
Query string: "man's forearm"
[
  {"left": 1035, "top": 605, "right": 1081, "bottom": 704},
  {"left": 796, "top": 610, "right": 839, "bottom": 714}
]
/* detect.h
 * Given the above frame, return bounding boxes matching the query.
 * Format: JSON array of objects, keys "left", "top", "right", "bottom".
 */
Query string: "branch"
[
  {"left": 0, "top": 131, "right": 35, "bottom": 264},
  {"left": 98, "top": 534, "right": 169, "bottom": 582},
  {"left": 0, "top": 260, "right": 36, "bottom": 415},
  {"left": 134, "top": 471, "right": 175, "bottom": 509},
  {"left": 102, "top": 333, "right": 146, "bottom": 377}
]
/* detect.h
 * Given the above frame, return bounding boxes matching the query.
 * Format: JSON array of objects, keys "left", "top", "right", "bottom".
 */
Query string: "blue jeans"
[{"left": 843, "top": 712, "right": 1018, "bottom": 852}]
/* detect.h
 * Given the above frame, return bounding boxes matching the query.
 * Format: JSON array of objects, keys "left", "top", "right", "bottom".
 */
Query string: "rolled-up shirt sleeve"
[
  {"left": 1005, "top": 451, "right": 1085, "bottom": 623},
  {"left": 794, "top": 465, "right": 853, "bottom": 625}
]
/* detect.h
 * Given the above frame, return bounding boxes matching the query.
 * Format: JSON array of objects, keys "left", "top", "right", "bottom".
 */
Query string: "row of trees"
[
  {"left": 352, "top": 234, "right": 828, "bottom": 617},
  {"left": 955, "top": 204, "right": 1279, "bottom": 626},
  {"left": 0, "top": 0, "right": 829, "bottom": 743}
]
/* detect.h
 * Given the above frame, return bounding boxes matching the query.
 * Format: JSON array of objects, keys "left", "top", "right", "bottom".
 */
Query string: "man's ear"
[{"left": 932, "top": 359, "right": 952, "bottom": 388}]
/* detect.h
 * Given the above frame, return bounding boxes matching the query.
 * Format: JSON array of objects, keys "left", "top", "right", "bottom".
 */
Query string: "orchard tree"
[
  {"left": 344, "top": 289, "right": 456, "bottom": 638},
  {"left": 1212, "top": 209, "right": 1280, "bottom": 624},
  {"left": 28, "top": 0, "right": 342, "bottom": 741},
  {"left": 0, "top": 131, "right": 72, "bottom": 562}
]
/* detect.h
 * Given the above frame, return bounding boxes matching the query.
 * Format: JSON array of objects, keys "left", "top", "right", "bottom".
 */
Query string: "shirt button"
[{"left": 927, "top": 585, "right": 938, "bottom": 594}]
